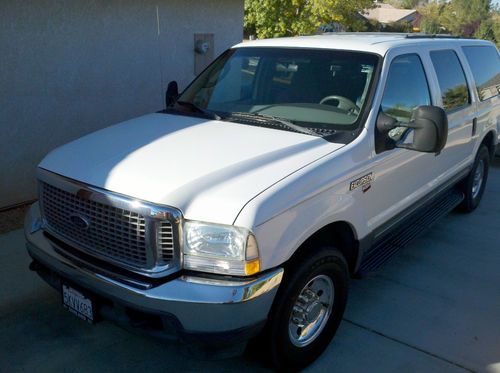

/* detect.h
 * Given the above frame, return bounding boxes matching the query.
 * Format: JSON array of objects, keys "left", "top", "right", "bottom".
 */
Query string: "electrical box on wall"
[{"left": 194, "top": 33, "right": 214, "bottom": 75}]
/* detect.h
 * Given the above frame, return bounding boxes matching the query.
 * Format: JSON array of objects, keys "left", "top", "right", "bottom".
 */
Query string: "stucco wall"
[{"left": 0, "top": 0, "right": 243, "bottom": 209}]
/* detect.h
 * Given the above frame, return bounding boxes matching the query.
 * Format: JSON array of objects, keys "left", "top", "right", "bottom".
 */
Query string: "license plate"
[{"left": 62, "top": 284, "right": 95, "bottom": 323}]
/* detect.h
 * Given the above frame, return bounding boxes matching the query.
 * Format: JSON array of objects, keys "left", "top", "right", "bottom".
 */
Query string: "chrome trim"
[
  {"left": 37, "top": 168, "right": 183, "bottom": 278},
  {"left": 180, "top": 271, "right": 284, "bottom": 302}
]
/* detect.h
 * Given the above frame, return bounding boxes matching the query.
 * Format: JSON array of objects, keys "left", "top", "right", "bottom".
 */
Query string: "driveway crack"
[{"left": 343, "top": 318, "right": 476, "bottom": 373}]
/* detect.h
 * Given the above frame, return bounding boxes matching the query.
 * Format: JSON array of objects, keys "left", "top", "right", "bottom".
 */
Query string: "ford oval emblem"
[{"left": 69, "top": 214, "right": 90, "bottom": 230}]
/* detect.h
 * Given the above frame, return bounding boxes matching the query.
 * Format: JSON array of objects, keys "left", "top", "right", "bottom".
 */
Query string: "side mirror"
[
  {"left": 377, "top": 106, "right": 448, "bottom": 153},
  {"left": 165, "top": 81, "right": 179, "bottom": 108}
]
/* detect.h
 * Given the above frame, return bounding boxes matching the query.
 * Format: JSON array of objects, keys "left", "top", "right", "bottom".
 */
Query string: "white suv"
[{"left": 25, "top": 34, "right": 500, "bottom": 370}]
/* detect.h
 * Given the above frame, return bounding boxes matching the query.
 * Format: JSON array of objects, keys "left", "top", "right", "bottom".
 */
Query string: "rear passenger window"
[
  {"left": 463, "top": 46, "right": 500, "bottom": 101},
  {"left": 381, "top": 54, "right": 431, "bottom": 122},
  {"left": 430, "top": 50, "right": 470, "bottom": 112}
]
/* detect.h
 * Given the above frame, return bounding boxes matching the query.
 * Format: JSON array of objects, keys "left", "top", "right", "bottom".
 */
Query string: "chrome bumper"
[{"left": 25, "top": 203, "right": 283, "bottom": 334}]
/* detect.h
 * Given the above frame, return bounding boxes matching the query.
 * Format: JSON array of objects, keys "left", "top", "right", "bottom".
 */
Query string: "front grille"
[
  {"left": 158, "top": 221, "right": 175, "bottom": 265},
  {"left": 40, "top": 182, "right": 176, "bottom": 271}
]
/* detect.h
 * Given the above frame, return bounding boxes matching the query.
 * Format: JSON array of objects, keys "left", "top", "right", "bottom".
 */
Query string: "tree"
[
  {"left": 420, "top": 17, "right": 442, "bottom": 34},
  {"left": 475, "top": 16, "right": 500, "bottom": 47},
  {"left": 401, "top": 0, "right": 423, "bottom": 9},
  {"left": 244, "top": 0, "right": 374, "bottom": 39},
  {"left": 417, "top": 0, "right": 496, "bottom": 36},
  {"left": 439, "top": 0, "right": 491, "bottom": 35},
  {"left": 418, "top": 2, "right": 446, "bottom": 33},
  {"left": 493, "top": 14, "right": 500, "bottom": 47},
  {"left": 384, "top": 20, "right": 414, "bottom": 32},
  {"left": 475, "top": 18, "right": 495, "bottom": 41},
  {"left": 387, "top": 0, "right": 427, "bottom": 10}
]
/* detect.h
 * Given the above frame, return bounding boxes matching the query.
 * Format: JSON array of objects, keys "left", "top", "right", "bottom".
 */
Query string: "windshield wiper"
[
  {"left": 226, "top": 112, "right": 318, "bottom": 136},
  {"left": 175, "top": 101, "right": 221, "bottom": 120}
]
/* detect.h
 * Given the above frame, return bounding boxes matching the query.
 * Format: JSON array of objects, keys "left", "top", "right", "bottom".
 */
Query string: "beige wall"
[{"left": 0, "top": 0, "right": 243, "bottom": 209}]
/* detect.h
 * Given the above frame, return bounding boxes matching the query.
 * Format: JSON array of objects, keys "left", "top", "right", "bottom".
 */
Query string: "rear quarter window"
[{"left": 462, "top": 45, "right": 500, "bottom": 101}]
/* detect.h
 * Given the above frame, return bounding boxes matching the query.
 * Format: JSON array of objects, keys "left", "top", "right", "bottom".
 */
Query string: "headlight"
[{"left": 183, "top": 221, "right": 260, "bottom": 276}]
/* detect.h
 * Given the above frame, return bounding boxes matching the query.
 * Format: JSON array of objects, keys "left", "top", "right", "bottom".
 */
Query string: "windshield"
[{"left": 177, "top": 47, "right": 379, "bottom": 134}]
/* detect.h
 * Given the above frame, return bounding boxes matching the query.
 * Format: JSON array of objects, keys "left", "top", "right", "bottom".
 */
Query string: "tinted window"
[
  {"left": 430, "top": 50, "right": 470, "bottom": 111},
  {"left": 463, "top": 46, "right": 500, "bottom": 101},
  {"left": 381, "top": 54, "right": 431, "bottom": 122}
]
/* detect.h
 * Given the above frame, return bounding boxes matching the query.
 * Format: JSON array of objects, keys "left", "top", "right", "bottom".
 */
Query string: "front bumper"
[{"left": 24, "top": 203, "right": 283, "bottom": 341}]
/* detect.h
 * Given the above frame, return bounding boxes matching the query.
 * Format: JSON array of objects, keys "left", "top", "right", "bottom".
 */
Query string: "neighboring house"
[
  {"left": 362, "top": 3, "right": 419, "bottom": 28},
  {"left": 0, "top": 0, "right": 244, "bottom": 210}
]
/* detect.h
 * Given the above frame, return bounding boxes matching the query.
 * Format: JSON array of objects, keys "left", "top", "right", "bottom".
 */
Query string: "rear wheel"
[
  {"left": 459, "top": 145, "right": 490, "bottom": 212},
  {"left": 261, "top": 247, "right": 349, "bottom": 372}
]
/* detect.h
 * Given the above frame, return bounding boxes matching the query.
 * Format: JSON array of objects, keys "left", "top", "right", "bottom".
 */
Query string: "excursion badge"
[{"left": 350, "top": 172, "right": 373, "bottom": 192}]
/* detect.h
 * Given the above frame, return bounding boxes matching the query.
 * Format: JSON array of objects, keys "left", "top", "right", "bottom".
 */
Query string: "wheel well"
[
  {"left": 481, "top": 131, "right": 496, "bottom": 160},
  {"left": 287, "top": 221, "right": 358, "bottom": 275}
]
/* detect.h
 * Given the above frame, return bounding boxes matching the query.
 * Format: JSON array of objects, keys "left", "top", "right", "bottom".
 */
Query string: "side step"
[{"left": 359, "top": 188, "right": 464, "bottom": 275}]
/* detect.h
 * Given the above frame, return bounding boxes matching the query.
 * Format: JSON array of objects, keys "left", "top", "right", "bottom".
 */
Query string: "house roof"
[{"left": 362, "top": 3, "right": 417, "bottom": 24}]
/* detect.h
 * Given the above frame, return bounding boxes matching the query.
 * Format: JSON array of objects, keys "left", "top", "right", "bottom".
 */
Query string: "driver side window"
[{"left": 381, "top": 54, "right": 431, "bottom": 123}]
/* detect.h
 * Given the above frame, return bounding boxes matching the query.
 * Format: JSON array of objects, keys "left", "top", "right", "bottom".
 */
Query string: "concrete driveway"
[{"left": 1, "top": 158, "right": 499, "bottom": 373}]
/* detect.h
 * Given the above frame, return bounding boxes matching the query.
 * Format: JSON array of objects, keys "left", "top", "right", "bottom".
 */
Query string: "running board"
[{"left": 359, "top": 188, "right": 464, "bottom": 275}]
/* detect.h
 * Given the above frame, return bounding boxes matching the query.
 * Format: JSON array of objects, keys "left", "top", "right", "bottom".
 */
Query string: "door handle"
[{"left": 472, "top": 117, "right": 477, "bottom": 137}]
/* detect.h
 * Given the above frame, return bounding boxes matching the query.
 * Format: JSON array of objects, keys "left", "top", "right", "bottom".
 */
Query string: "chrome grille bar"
[{"left": 158, "top": 221, "right": 175, "bottom": 265}]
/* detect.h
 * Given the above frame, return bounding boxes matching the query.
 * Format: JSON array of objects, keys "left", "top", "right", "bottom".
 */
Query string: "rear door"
[{"left": 427, "top": 48, "right": 476, "bottom": 172}]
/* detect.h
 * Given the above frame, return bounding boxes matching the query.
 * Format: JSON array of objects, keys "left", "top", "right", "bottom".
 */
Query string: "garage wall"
[{"left": 0, "top": 0, "right": 243, "bottom": 209}]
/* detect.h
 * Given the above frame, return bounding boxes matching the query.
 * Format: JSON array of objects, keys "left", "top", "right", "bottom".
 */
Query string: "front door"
[{"left": 366, "top": 52, "right": 440, "bottom": 237}]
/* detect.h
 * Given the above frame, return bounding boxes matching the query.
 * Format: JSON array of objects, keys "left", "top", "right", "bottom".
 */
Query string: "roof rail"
[
  {"left": 405, "top": 34, "right": 461, "bottom": 39},
  {"left": 320, "top": 32, "right": 463, "bottom": 39},
  {"left": 322, "top": 32, "right": 409, "bottom": 36}
]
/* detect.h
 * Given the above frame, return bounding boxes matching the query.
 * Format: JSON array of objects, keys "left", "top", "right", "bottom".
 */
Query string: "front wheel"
[
  {"left": 262, "top": 247, "right": 349, "bottom": 371},
  {"left": 459, "top": 145, "right": 490, "bottom": 212}
]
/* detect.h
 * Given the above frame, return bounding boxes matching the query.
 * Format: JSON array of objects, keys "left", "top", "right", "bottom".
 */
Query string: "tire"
[
  {"left": 261, "top": 247, "right": 349, "bottom": 372},
  {"left": 459, "top": 144, "right": 490, "bottom": 213}
]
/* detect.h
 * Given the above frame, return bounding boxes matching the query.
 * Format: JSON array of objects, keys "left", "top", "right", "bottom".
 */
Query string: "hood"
[{"left": 39, "top": 113, "right": 343, "bottom": 225}]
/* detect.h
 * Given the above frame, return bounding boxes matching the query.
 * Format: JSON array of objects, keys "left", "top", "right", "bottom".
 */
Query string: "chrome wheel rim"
[
  {"left": 288, "top": 274, "right": 334, "bottom": 347},
  {"left": 472, "top": 159, "right": 485, "bottom": 199}
]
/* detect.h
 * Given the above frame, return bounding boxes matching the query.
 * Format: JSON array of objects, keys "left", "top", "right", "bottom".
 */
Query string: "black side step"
[{"left": 359, "top": 188, "right": 464, "bottom": 275}]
